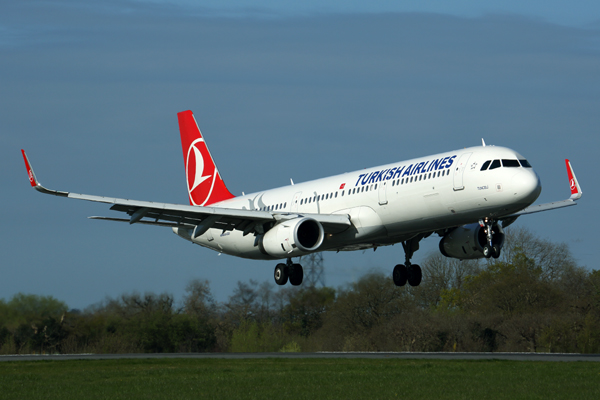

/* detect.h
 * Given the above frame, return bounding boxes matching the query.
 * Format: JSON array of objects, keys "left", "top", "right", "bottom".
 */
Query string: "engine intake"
[
  {"left": 259, "top": 217, "right": 325, "bottom": 258},
  {"left": 439, "top": 222, "right": 504, "bottom": 260}
]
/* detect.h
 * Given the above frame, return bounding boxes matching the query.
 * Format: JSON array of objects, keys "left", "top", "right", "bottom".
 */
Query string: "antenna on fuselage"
[{"left": 482, "top": 138, "right": 486, "bottom": 147}]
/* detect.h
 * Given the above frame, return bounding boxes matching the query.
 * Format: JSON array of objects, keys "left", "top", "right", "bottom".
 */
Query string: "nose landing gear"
[{"left": 480, "top": 218, "right": 502, "bottom": 259}]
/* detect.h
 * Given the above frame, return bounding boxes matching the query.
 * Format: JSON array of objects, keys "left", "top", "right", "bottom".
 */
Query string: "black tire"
[
  {"left": 289, "top": 263, "right": 304, "bottom": 286},
  {"left": 408, "top": 264, "right": 422, "bottom": 287},
  {"left": 274, "top": 263, "right": 288, "bottom": 285},
  {"left": 393, "top": 264, "right": 408, "bottom": 287},
  {"left": 483, "top": 245, "right": 492, "bottom": 259},
  {"left": 492, "top": 245, "right": 501, "bottom": 259}
]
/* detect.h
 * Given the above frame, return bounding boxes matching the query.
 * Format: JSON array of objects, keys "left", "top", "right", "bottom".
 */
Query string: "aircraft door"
[
  {"left": 453, "top": 152, "right": 472, "bottom": 191},
  {"left": 291, "top": 192, "right": 302, "bottom": 212},
  {"left": 378, "top": 181, "right": 388, "bottom": 205}
]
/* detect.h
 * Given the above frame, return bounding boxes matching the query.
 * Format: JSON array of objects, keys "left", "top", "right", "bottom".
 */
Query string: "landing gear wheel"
[
  {"left": 483, "top": 245, "right": 493, "bottom": 259},
  {"left": 274, "top": 263, "right": 288, "bottom": 285},
  {"left": 407, "top": 264, "right": 422, "bottom": 287},
  {"left": 393, "top": 264, "right": 408, "bottom": 287},
  {"left": 492, "top": 245, "right": 501, "bottom": 259},
  {"left": 289, "top": 263, "right": 304, "bottom": 286}
]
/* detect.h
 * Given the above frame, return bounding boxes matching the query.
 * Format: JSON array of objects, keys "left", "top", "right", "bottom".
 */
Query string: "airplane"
[{"left": 21, "top": 110, "right": 582, "bottom": 287}]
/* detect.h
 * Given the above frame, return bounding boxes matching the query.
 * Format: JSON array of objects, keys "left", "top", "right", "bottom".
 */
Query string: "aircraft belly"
[{"left": 173, "top": 226, "right": 272, "bottom": 260}]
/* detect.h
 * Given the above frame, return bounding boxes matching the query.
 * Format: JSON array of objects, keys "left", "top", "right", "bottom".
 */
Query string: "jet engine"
[
  {"left": 259, "top": 217, "right": 325, "bottom": 258},
  {"left": 439, "top": 222, "right": 504, "bottom": 260}
]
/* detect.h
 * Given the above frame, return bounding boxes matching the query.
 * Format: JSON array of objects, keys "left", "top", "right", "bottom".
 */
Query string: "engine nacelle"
[
  {"left": 439, "top": 223, "right": 504, "bottom": 260},
  {"left": 259, "top": 217, "right": 325, "bottom": 258}
]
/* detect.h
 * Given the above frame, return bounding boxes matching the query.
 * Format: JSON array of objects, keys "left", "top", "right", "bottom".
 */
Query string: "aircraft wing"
[
  {"left": 21, "top": 150, "right": 351, "bottom": 236},
  {"left": 500, "top": 159, "right": 582, "bottom": 228}
]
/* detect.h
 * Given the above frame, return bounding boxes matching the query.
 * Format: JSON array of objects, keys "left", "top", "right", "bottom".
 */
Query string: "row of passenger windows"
[
  {"left": 300, "top": 190, "right": 342, "bottom": 205},
  {"left": 264, "top": 168, "right": 452, "bottom": 211},
  {"left": 298, "top": 168, "right": 451, "bottom": 205},
  {"left": 480, "top": 159, "right": 532, "bottom": 171},
  {"left": 260, "top": 202, "right": 287, "bottom": 212},
  {"left": 300, "top": 184, "right": 378, "bottom": 206},
  {"left": 391, "top": 168, "right": 450, "bottom": 187}
]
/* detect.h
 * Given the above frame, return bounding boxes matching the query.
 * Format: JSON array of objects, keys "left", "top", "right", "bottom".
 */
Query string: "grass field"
[{"left": 1, "top": 357, "right": 599, "bottom": 399}]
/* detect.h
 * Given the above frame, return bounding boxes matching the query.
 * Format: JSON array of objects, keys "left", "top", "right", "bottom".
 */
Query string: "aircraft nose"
[{"left": 511, "top": 169, "right": 541, "bottom": 204}]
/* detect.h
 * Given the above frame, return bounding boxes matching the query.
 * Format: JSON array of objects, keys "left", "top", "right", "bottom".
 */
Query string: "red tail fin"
[
  {"left": 565, "top": 159, "right": 582, "bottom": 200},
  {"left": 178, "top": 110, "right": 235, "bottom": 206}
]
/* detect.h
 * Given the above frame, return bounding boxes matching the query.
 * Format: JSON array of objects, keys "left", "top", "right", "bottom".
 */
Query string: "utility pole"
[{"left": 302, "top": 253, "right": 325, "bottom": 287}]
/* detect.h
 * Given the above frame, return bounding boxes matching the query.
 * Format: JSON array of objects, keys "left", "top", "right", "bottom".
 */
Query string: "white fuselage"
[{"left": 174, "top": 145, "right": 541, "bottom": 259}]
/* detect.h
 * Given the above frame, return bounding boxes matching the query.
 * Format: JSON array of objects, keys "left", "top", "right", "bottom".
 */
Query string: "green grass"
[{"left": 1, "top": 358, "right": 599, "bottom": 399}]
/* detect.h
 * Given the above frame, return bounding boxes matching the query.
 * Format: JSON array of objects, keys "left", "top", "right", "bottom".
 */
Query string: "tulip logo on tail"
[
  {"left": 178, "top": 110, "right": 235, "bottom": 206},
  {"left": 186, "top": 138, "right": 216, "bottom": 206}
]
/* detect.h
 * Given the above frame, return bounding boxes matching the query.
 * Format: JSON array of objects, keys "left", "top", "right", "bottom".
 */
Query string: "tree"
[
  {"left": 182, "top": 279, "right": 217, "bottom": 319},
  {"left": 281, "top": 286, "right": 335, "bottom": 337}
]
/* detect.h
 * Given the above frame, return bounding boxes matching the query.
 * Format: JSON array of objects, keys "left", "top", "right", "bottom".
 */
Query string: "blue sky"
[{"left": 1, "top": 0, "right": 599, "bottom": 309}]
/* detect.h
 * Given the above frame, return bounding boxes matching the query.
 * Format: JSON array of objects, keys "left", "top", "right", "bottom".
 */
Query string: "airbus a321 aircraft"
[{"left": 22, "top": 110, "right": 583, "bottom": 287}]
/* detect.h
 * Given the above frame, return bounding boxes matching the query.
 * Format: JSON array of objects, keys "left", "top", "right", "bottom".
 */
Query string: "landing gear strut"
[
  {"left": 480, "top": 218, "right": 501, "bottom": 259},
  {"left": 393, "top": 235, "right": 425, "bottom": 287},
  {"left": 274, "top": 258, "right": 304, "bottom": 286}
]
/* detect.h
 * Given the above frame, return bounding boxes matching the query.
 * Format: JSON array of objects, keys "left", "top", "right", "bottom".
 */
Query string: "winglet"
[
  {"left": 21, "top": 149, "right": 39, "bottom": 187},
  {"left": 566, "top": 159, "right": 582, "bottom": 200},
  {"left": 21, "top": 150, "right": 68, "bottom": 197}
]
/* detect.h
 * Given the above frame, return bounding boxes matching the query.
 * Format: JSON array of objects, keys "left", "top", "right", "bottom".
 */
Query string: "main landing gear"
[
  {"left": 393, "top": 235, "right": 424, "bottom": 287},
  {"left": 274, "top": 258, "right": 304, "bottom": 286},
  {"left": 480, "top": 218, "right": 501, "bottom": 259}
]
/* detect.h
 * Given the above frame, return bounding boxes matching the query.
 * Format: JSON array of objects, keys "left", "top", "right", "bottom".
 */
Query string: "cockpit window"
[
  {"left": 480, "top": 160, "right": 491, "bottom": 171},
  {"left": 489, "top": 159, "right": 501, "bottom": 170},
  {"left": 519, "top": 159, "right": 532, "bottom": 168},
  {"left": 502, "top": 159, "right": 520, "bottom": 167}
]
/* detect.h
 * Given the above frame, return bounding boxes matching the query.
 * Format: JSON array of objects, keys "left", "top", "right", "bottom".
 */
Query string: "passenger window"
[
  {"left": 519, "top": 159, "right": 532, "bottom": 168},
  {"left": 489, "top": 160, "right": 501, "bottom": 170},
  {"left": 481, "top": 160, "right": 491, "bottom": 171},
  {"left": 502, "top": 159, "right": 520, "bottom": 167},
  {"left": 374, "top": 184, "right": 377, "bottom": 190}
]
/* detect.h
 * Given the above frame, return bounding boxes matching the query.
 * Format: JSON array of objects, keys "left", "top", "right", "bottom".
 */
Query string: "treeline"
[{"left": 2, "top": 228, "right": 599, "bottom": 354}]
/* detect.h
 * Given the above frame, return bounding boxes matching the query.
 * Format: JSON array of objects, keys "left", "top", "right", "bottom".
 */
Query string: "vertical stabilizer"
[
  {"left": 177, "top": 110, "right": 235, "bottom": 206},
  {"left": 565, "top": 159, "right": 582, "bottom": 200}
]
